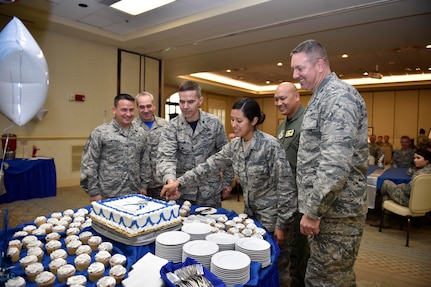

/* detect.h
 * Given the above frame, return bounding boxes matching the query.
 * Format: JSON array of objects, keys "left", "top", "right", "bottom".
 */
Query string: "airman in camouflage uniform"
[
  {"left": 382, "top": 150, "right": 431, "bottom": 206},
  {"left": 157, "top": 81, "right": 234, "bottom": 208},
  {"left": 275, "top": 82, "right": 309, "bottom": 287},
  {"left": 392, "top": 136, "right": 415, "bottom": 168},
  {"left": 161, "top": 98, "right": 297, "bottom": 236},
  {"left": 133, "top": 91, "right": 168, "bottom": 199},
  {"left": 80, "top": 94, "right": 150, "bottom": 201},
  {"left": 291, "top": 40, "right": 369, "bottom": 286}
]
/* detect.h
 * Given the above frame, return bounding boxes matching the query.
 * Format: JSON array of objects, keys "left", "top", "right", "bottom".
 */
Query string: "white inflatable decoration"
[{"left": 0, "top": 17, "right": 49, "bottom": 126}]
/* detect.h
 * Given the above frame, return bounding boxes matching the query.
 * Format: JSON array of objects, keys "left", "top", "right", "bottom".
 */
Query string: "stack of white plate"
[
  {"left": 181, "top": 222, "right": 213, "bottom": 240},
  {"left": 210, "top": 250, "right": 250, "bottom": 286},
  {"left": 155, "top": 231, "right": 190, "bottom": 263},
  {"left": 235, "top": 237, "right": 271, "bottom": 268},
  {"left": 182, "top": 240, "right": 219, "bottom": 269},
  {"left": 205, "top": 233, "right": 237, "bottom": 251}
]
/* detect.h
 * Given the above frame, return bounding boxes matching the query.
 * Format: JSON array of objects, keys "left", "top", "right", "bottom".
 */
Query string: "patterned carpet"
[{"left": 1, "top": 187, "right": 430, "bottom": 286}]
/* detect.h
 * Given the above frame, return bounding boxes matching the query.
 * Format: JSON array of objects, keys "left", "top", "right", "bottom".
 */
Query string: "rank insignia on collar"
[
  {"left": 285, "top": 129, "right": 294, "bottom": 137},
  {"left": 278, "top": 131, "right": 284, "bottom": 140}
]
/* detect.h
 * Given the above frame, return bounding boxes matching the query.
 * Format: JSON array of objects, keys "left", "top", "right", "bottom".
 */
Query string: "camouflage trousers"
[
  {"left": 381, "top": 180, "right": 409, "bottom": 207},
  {"left": 277, "top": 212, "right": 309, "bottom": 287},
  {"left": 305, "top": 215, "right": 365, "bottom": 287}
]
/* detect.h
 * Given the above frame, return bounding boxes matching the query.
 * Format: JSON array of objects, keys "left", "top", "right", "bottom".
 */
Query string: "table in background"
[
  {"left": 0, "top": 207, "right": 280, "bottom": 287},
  {"left": 376, "top": 166, "right": 411, "bottom": 190},
  {"left": 0, "top": 158, "right": 56, "bottom": 204}
]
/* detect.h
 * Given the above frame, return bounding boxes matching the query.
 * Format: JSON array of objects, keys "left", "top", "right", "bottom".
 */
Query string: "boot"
[{"left": 370, "top": 213, "right": 390, "bottom": 228}]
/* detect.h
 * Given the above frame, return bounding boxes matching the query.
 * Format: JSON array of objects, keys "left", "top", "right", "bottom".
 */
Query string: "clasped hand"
[{"left": 160, "top": 179, "right": 181, "bottom": 200}]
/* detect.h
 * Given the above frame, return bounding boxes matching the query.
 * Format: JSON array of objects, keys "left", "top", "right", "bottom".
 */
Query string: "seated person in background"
[
  {"left": 376, "top": 135, "right": 383, "bottom": 146},
  {"left": 371, "top": 149, "right": 431, "bottom": 228},
  {"left": 368, "top": 134, "right": 381, "bottom": 160},
  {"left": 391, "top": 135, "right": 415, "bottom": 168},
  {"left": 416, "top": 128, "right": 431, "bottom": 150}
]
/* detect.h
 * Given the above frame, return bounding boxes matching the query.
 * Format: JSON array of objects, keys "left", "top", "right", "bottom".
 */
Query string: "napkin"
[{"left": 122, "top": 252, "right": 168, "bottom": 287}]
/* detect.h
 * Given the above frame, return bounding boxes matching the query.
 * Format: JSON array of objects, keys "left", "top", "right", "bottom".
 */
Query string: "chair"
[
  {"left": 379, "top": 174, "right": 431, "bottom": 247},
  {"left": 379, "top": 146, "right": 392, "bottom": 165},
  {"left": 369, "top": 155, "right": 375, "bottom": 165}
]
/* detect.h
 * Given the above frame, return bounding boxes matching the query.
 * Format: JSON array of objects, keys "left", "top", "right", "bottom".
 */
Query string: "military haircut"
[{"left": 114, "top": 93, "right": 134, "bottom": 107}]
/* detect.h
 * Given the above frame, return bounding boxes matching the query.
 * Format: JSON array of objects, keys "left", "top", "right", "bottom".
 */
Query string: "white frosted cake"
[{"left": 90, "top": 194, "right": 181, "bottom": 236}]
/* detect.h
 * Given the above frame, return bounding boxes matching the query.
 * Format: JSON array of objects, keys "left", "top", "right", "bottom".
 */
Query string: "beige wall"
[{"left": 1, "top": 22, "right": 430, "bottom": 188}]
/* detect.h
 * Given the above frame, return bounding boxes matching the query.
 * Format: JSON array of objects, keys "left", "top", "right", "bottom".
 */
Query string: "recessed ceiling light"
[
  {"left": 111, "top": 0, "right": 175, "bottom": 16},
  {"left": 342, "top": 54, "right": 348, "bottom": 58},
  {"left": 277, "top": 62, "right": 283, "bottom": 67},
  {"left": 265, "top": 80, "right": 270, "bottom": 84},
  {"left": 426, "top": 44, "right": 431, "bottom": 49},
  {"left": 363, "top": 71, "right": 369, "bottom": 76},
  {"left": 226, "top": 69, "right": 232, "bottom": 73}
]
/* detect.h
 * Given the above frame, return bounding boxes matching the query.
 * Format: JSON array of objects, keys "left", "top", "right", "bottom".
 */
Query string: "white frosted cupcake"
[
  {"left": 78, "top": 231, "right": 93, "bottom": 244},
  {"left": 98, "top": 242, "right": 113, "bottom": 253},
  {"left": 66, "top": 227, "right": 80, "bottom": 236},
  {"left": 39, "top": 223, "right": 53, "bottom": 234},
  {"left": 66, "top": 239, "right": 82, "bottom": 255},
  {"left": 74, "top": 253, "right": 91, "bottom": 271},
  {"left": 65, "top": 234, "right": 79, "bottom": 245},
  {"left": 31, "top": 228, "right": 46, "bottom": 236},
  {"left": 49, "top": 257, "right": 67, "bottom": 275},
  {"left": 26, "top": 239, "right": 43, "bottom": 249},
  {"left": 46, "top": 217, "right": 59, "bottom": 226},
  {"left": 23, "top": 225, "right": 37, "bottom": 234},
  {"left": 8, "top": 239, "right": 22, "bottom": 251},
  {"left": 19, "top": 254, "right": 38, "bottom": 269},
  {"left": 45, "top": 240, "right": 62, "bottom": 254},
  {"left": 22, "top": 235, "right": 38, "bottom": 248},
  {"left": 35, "top": 271, "right": 55, "bottom": 287},
  {"left": 52, "top": 225, "right": 66, "bottom": 233},
  {"left": 109, "top": 253, "right": 126, "bottom": 267},
  {"left": 7, "top": 246, "right": 20, "bottom": 263},
  {"left": 50, "top": 212, "right": 63, "bottom": 219},
  {"left": 25, "top": 262, "right": 44, "bottom": 282},
  {"left": 27, "top": 246, "right": 44, "bottom": 262},
  {"left": 109, "top": 264, "right": 127, "bottom": 285},
  {"left": 88, "top": 262, "right": 105, "bottom": 282},
  {"left": 66, "top": 275, "right": 87, "bottom": 286},
  {"left": 88, "top": 236, "right": 102, "bottom": 251},
  {"left": 5, "top": 276, "right": 26, "bottom": 287},
  {"left": 34, "top": 216, "right": 47, "bottom": 227},
  {"left": 57, "top": 264, "right": 76, "bottom": 283},
  {"left": 45, "top": 232, "right": 61, "bottom": 242},
  {"left": 75, "top": 244, "right": 92, "bottom": 256},
  {"left": 95, "top": 250, "right": 111, "bottom": 267},
  {"left": 50, "top": 248, "right": 67, "bottom": 260},
  {"left": 96, "top": 276, "right": 116, "bottom": 287}
]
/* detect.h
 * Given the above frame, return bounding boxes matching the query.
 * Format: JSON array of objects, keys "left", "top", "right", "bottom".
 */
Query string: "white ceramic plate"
[
  {"left": 156, "top": 230, "right": 190, "bottom": 245},
  {"left": 211, "top": 250, "right": 250, "bottom": 270},
  {"left": 195, "top": 207, "right": 217, "bottom": 215},
  {"left": 236, "top": 237, "right": 270, "bottom": 251},
  {"left": 183, "top": 240, "right": 219, "bottom": 256},
  {"left": 181, "top": 222, "right": 212, "bottom": 235}
]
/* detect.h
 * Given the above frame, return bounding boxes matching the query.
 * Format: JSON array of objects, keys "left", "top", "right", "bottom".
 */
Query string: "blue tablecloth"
[
  {"left": 0, "top": 158, "right": 57, "bottom": 204},
  {"left": 0, "top": 207, "right": 280, "bottom": 287},
  {"left": 376, "top": 167, "right": 411, "bottom": 189},
  {"left": 367, "top": 165, "right": 379, "bottom": 176}
]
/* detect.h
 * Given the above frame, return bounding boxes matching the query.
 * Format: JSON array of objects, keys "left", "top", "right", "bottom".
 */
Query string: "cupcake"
[
  {"left": 23, "top": 224, "right": 37, "bottom": 234},
  {"left": 22, "top": 235, "right": 38, "bottom": 248},
  {"left": 96, "top": 276, "right": 116, "bottom": 287},
  {"left": 25, "top": 262, "right": 44, "bottom": 282},
  {"left": 5, "top": 276, "right": 26, "bottom": 287},
  {"left": 45, "top": 240, "right": 62, "bottom": 254},
  {"left": 32, "top": 228, "right": 46, "bottom": 236},
  {"left": 52, "top": 225, "right": 66, "bottom": 233},
  {"left": 46, "top": 217, "right": 59, "bottom": 226},
  {"left": 109, "top": 264, "right": 127, "bottom": 285},
  {"left": 66, "top": 239, "right": 82, "bottom": 255},
  {"left": 12, "top": 231, "right": 28, "bottom": 238},
  {"left": 34, "top": 216, "right": 47, "bottom": 226},
  {"left": 68, "top": 222, "right": 82, "bottom": 230},
  {"left": 8, "top": 239, "right": 22, "bottom": 251},
  {"left": 48, "top": 258, "right": 67, "bottom": 275},
  {"left": 66, "top": 227, "right": 80, "bottom": 236},
  {"left": 19, "top": 254, "right": 38, "bottom": 269},
  {"left": 74, "top": 253, "right": 91, "bottom": 271},
  {"left": 78, "top": 231, "right": 93, "bottom": 244},
  {"left": 7, "top": 246, "right": 20, "bottom": 263},
  {"left": 35, "top": 271, "right": 55, "bottom": 287},
  {"left": 88, "top": 236, "right": 102, "bottom": 251},
  {"left": 50, "top": 248, "right": 67, "bottom": 260},
  {"left": 109, "top": 253, "right": 127, "bottom": 267},
  {"left": 45, "top": 232, "right": 61, "bottom": 242},
  {"left": 57, "top": 264, "right": 76, "bottom": 283},
  {"left": 65, "top": 234, "right": 79, "bottom": 245},
  {"left": 39, "top": 223, "right": 53, "bottom": 234},
  {"left": 98, "top": 242, "right": 113, "bottom": 253},
  {"left": 63, "top": 209, "right": 75, "bottom": 217},
  {"left": 88, "top": 262, "right": 105, "bottom": 282},
  {"left": 66, "top": 275, "right": 87, "bottom": 286},
  {"left": 75, "top": 244, "right": 92, "bottom": 256},
  {"left": 95, "top": 250, "right": 111, "bottom": 267},
  {"left": 27, "top": 239, "right": 43, "bottom": 249},
  {"left": 50, "top": 212, "right": 63, "bottom": 219},
  {"left": 27, "top": 246, "right": 44, "bottom": 262}
]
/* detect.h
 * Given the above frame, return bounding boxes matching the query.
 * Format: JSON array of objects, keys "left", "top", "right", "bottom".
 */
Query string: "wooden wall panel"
[
  {"left": 372, "top": 91, "right": 395, "bottom": 144},
  {"left": 394, "top": 90, "right": 418, "bottom": 148},
  {"left": 418, "top": 89, "right": 431, "bottom": 137},
  {"left": 120, "top": 51, "right": 140, "bottom": 96}
]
